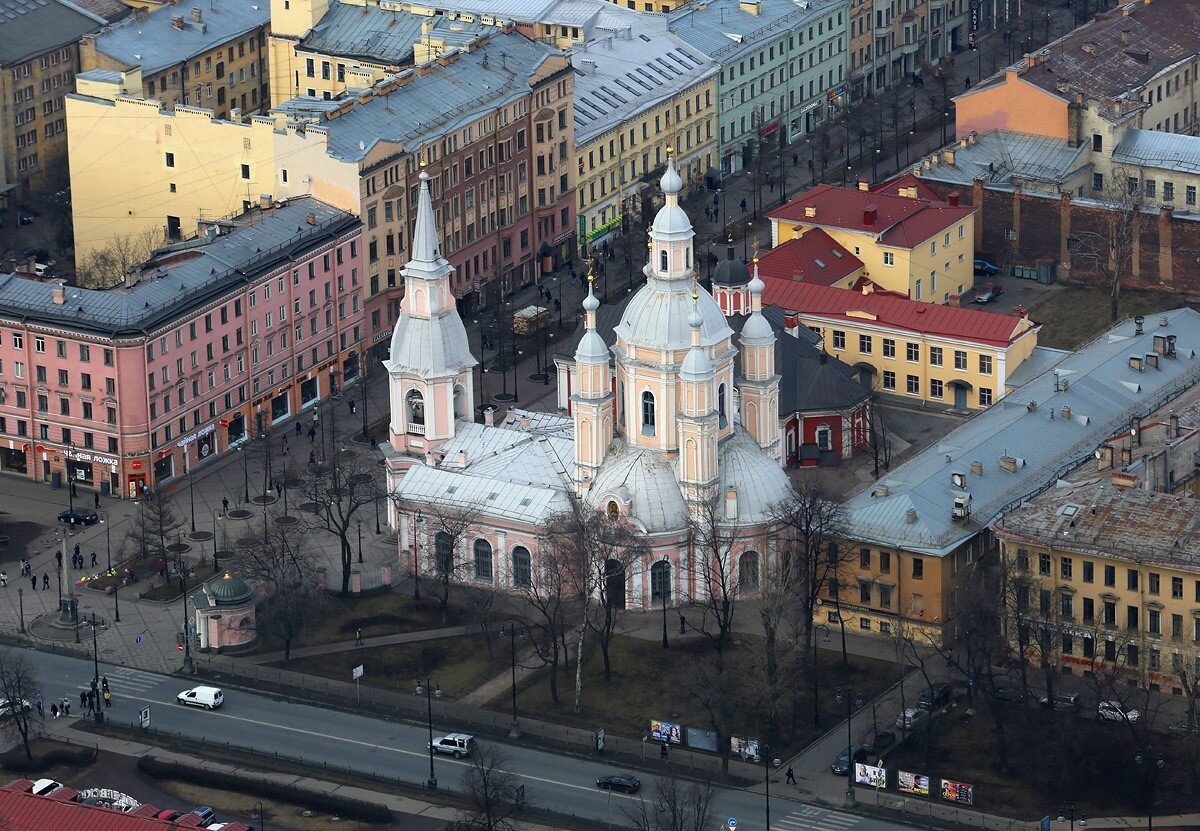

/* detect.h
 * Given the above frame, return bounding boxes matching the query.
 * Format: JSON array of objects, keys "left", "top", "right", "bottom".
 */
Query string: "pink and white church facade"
[{"left": 382, "top": 158, "right": 793, "bottom": 609}]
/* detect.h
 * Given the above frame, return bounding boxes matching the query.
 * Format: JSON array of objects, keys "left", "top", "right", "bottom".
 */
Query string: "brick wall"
[{"left": 921, "top": 177, "right": 1200, "bottom": 296}]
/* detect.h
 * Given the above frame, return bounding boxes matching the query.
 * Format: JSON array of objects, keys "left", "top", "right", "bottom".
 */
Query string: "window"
[
  {"left": 651, "top": 560, "right": 672, "bottom": 601},
  {"left": 433, "top": 532, "right": 453, "bottom": 576},
  {"left": 405, "top": 389, "right": 425, "bottom": 433},
  {"left": 1061, "top": 557, "right": 1072, "bottom": 580},
  {"left": 930, "top": 379, "right": 944, "bottom": 399},
  {"left": 859, "top": 548, "right": 871, "bottom": 569},
  {"left": 859, "top": 582, "right": 872, "bottom": 604},
  {"left": 1172, "top": 576, "right": 1184, "bottom": 598},
  {"left": 979, "top": 354, "right": 993, "bottom": 375},
  {"left": 882, "top": 370, "right": 896, "bottom": 390},
  {"left": 879, "top": 551, "right": 890, "bottom": 573},
  {"left": 930, "top": 346, "right": 943, "bottom": 367},
  {"left": 1083, "top": 597, "right": 1094, "bottom": 622},
  {"left": 954, "top": 350, "right": 967, "bottom": 370},
  {"left": 165, "top": 152, "right": 175, "bottom": 168},
  {"left": 1060, "top": 594, "right": 1074, "bottom": 618},
  {"left": 1149, "top": 609, "right": 1161, "bottom": 635},
  {"left": 858, "top": 334, "right": 872, "bottom": 354},
  {"left": 979, "top": 387, "right": 993, "bottom": 406},
  {"left": 1104, "top": 564, "right": 1116, "bottom": 587},
  {"left": 738, "top": 551, "right": 760, "bottom": 593},
  {"left": 1127, "top": 569, "right": 1139, "bottom": 591},
  {"left": 718, "top": 383, "right": 728, "bottom": 429},
  {"left": 832, "top": 330, "right": 846, "bottom": 350},
  {"left": 1164, "top": 181, "right": 1175, "bottom": 202},
  {"left": 512, "top": 547, "right": 532, "bottom": 588},
  {"left": 912, "top": 557, "right": 923, "bottom": 579},
  {"left": 882, "top": 339, "right": 895, "bottom": 358},
  {"left": 1083, "top": 561, "right": 1094, "bottom": 583},
  {"left": 906, "top": 375, "right": 919, "bottom": 395},
  {"left": 1039, "top": 552, "right": 1051, "bottom": 575},
  {"left": 1189, "top": 185, "right": 1197, "bottom": 206},
  {"left": 883, "top": 252, "right": 894, "bottom": 266},
  {"left": 879, "top": 585, "right": 892, "bottom": 607},
  {"left": 1149, "top": 572, "right": 1160, "bottom": 595},
  {"left": 906, "top": 342, "right": 919, "bottom": 362},
  {"left": 1092, "top": 133, "right": 1102, "bottom": 153},
  {"left": 641, "top": 391, "right": 656, "bottom": 437}
]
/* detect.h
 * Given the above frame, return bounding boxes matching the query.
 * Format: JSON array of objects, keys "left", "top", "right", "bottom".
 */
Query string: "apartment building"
[
  {"left": 849, "top": 0, "right": 971, "bottom": 98},
  {"left": 572, "top": 24, "right": 716, "bottom": 251},
  {"left": 79, "top": 0, "right": 270, "bottom": 120},
  {"left": 995, "top": 480, "right": 1200, "bottom": 697},
  {"left": 67, "top": 28, "right": 576, "bottom": 352},
  {"left": 831, "top": 309, "right": 1200, "bottom": 643},
  {"left": 668, "top": 0, "right": 850, "bottom": 174},
  {"left": 763, "top": 278, "right": 1039, "bottom": 409},
  {"left": 0, "top": 0, "right": 108, "bottom": 187},
  {"left": 768, "top": 182, "right": 976, "bottom": 299},
  {"left": 0, "top": 198, "right": 364, "bottom": 497}
]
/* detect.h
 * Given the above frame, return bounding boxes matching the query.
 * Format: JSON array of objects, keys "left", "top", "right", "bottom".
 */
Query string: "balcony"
[{"left": 900, "top": 39, "right": 920, "bottom": 55}]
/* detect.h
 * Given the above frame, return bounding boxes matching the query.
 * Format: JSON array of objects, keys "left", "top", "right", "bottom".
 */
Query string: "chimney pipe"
[{"left": 863, "top": 204, "right": 877, "bottom": 225}]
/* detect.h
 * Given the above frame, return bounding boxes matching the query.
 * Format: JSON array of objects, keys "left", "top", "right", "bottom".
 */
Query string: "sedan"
[
  {"left": 895, "top": 708, "right": 930, "bottom": 730},
  {"left": 918, "top": 683, "right": 952, "bottom": 709},
  {"left": 831, "top": 746, "right": 867, "bottom": 776},
  {"left": 974, "top": 282, "right": 1004, "bottom": 304},
  {"left": 973, "top": 258, "right": 1001, "bottom": 276},
  {"left": 57, "top": 508, "right": 99, "bottom": 526},
  {"left": 860, "top": 728, "right": 895, "bottom": 754},
  {"left": 1039, "top": 693, "right": 1079, "bottom": 712},
  {"left": 1098, "top": 700, "right": 1140, "bottom": 723},
  {"left": 991, "top": 686, "right": 1024, "bottom": 703},
  {"left": 596, "top": 775, "right": 641, "bottom": 794}
]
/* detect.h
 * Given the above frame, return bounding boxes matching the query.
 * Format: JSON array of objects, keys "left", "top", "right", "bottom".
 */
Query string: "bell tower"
[
  {"left": 572, "top": 273, "right": 614, "bottom": 493},
  {"left": 677, "top": 286, "right": 720, "bottom": 506},
  {"left": 738, "top": 260, "right": 781, "bottom": 462}
]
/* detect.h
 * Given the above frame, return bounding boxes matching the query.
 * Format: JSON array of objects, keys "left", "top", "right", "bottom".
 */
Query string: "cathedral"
[{"left": 382, "top": 156, "right": 792, "bottom": 609}]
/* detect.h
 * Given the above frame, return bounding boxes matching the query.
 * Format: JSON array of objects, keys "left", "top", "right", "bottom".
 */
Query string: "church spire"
[
  {"left": 411, "top": 167, "right": 440, "bottom": 265},
  {"left": 575, "top": 269, "right": 608, "bottom": 365}
]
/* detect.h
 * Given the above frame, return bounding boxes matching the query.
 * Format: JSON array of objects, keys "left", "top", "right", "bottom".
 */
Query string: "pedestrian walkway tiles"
[
  {"left": 774, "top": 805, "right": 860, "bottom": 831},
  {"left": 75, "top": 665, "right": 163, "bottom": 696}
]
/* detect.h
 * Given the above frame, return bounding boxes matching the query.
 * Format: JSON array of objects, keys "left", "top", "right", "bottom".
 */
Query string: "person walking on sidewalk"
[
  {"left": 94, "top": 492, "right": 100, "bottom": 509},
  {"left": 41, "top": 573, "right": 48, "bottom": 590},
  {"left": 80, "top": 691, "right": 87, "bottom": 712},
  {"left": 355, "top": 628, "right": 363, "bottom": 646},
  {"left": 91, "top": 551, "right": 97, "bottom": 568},
  {"left": 35, "top": 699, "right": 42, "bottom": 719},
  {"left": 103, "top": 690, "right": 111, "bottom": 708},
  {"left": 30, "top": 574, "right": 36, "bottom": 591},
  {"left": 50, "top": 703, "right": 57, "bottom": 719},
  {"left": 222, "top": 496, "right": 229, "bottom": 514},
  {"left": 0, "top": 571, "right": 7, "bottom": 588},
  {"left": 296, "top": 421, "right": 302, "bottom": 436},
  {"left": 740, "top": 198, "right": 747, "bottom": 213},
  {"left": 786, "top": 766, "right": 797, "bottom": 786}
]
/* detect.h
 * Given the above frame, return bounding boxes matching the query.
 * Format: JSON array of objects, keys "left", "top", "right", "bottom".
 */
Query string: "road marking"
[
  {"left": 75, "top": 667, "right": 163, "bottom": 695},
  {"left": 96, "top": 689, "right": 648, "bottom": 803},
  {"left": 774, "top": 806, "right": 860, "bottom": 831}
]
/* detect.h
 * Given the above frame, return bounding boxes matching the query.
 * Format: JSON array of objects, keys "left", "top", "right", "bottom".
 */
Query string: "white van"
[
  {"left": 176, "top": 686, "right": 223, "bottom": 710},
  {"left": 31, "top": 779, "right": 63, "bottom": 796}
]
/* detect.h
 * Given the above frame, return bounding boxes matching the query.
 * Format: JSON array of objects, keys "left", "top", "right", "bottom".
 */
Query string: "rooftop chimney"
[
  {"left": 172, "top": 14, "right": 184, "bottom": 28},
  {"left": 947, "top": 190, "right": 960, "bottom": 206},
  {"left": 804, "top": 205, "right": 816, "bottom": 218},
  {"left": 783, "top": 309, "right": 800, "bottom": 337},
  {"left": 190, "top": 7, "right": 202, "bottom": 22},
  {"left": 863, "top": 204, "right": 877, "bottom": 225},
  {"left": 50, "top": 281, "right": 65, "bottom": 305},
  {"left": 305, "top": 213, "right": 316, "bottom": 225}
]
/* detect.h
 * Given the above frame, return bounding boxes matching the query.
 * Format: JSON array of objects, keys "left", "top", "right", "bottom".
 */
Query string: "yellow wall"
[
  {"left": 576, "top": 76, "right": 716, "bottom": 245},
  {"left": 66, "top": 95, "right": 278, "bottom": 258},
  {"left": 802, "top": 309, "right": 1038, "bottom": 409},
  {"left": 605, "top": 0, "right": 685, "bottom": 12},
  {"left": 0, "top": 42, "right": 78, "bottom": 186},
  {"left": 954, "top": 69, "right": 1069, "bottom": 141}
]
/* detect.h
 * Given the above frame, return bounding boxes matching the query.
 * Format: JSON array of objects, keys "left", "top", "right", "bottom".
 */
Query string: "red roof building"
[
  {"left": 869, "top": 172, "right": 945, "bottom": 203},
  {"left": 0, "top": 779, "right": 251, "bottom": 831},
  {"left": 755, "top": 229, "right": 864, "bottom": 289}
]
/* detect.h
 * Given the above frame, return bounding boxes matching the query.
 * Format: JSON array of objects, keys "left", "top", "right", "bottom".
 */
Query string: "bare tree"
[
  {"left": 233, "top": 512, "right": 326, "bottom": 661},
  {"left": 685, "top": 653, "right": 756, "bottom": 777},
  {"left": 126, "top": 489, "right": 184, "bottom": 586},
  {"left": 0, "top": 649, "right": 40, "bottom": 761},
  {"left": 686, "top": 494, "right": 743, "bottom": 657},
  {"left": 457, "top": 745, "right": 525, "bottom": 831},
  {"left": 624, "top": 775, "right": 718, "bottom": 831},
  {"left": 522, "top": 532, "right": 574, "bottom": 706},
  {"left": 422, "top": 501, "right": 482, "bottom": 623},
  {"left": 76, "top": 227, "right": 164, "bottom": 288}
]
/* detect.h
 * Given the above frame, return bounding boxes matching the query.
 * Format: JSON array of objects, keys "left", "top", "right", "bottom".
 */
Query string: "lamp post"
[
  {"left": 359, "top": 350, "right": 369, "bottom": 442},
  {"left": 90, "top": 612, "right": 103, "bottom": 723},
  {"left": 660, "top": 585, "right": 669, "bottom": 650},
  {"left": 1135, "top": 749, "right": 1165, "bottom": 831},
  {"left": 1058, "top": 805, "right": 1086, "bottom": 831},
  {"left": 253, "top": 801, "right": 264, "bottom": 831},
  {"left": 65, "top": 442, "right": 76, "bottom": 517},
  {"left": 357, "top": 521, "right": 363, "bottom": 565},
  {"left": 182, "top": 570, "right": 194, "bottom": 674},
  {"left": 841, "top": 687, "right": 855, "bottom": 804},
  {"left": 763, "top": 742, "right": 771, "bottom": 831},
  {"left": 212, "top": 509, "right": 221, "bottom": 573},
  {"left": 17, "top": 587, "right": 23, "bottom": 633},
  {"left": 241, "top": 439, "right": 250, "bottom": 504},
  {"left": 501, "top": 622, "right": 523, "bottom": 736},
  {"left": 187, "top": 450, "right": 196, "bottom": 533},
  {"left": 412, "top": 510, "right": 422, "bottom": 600},
  {"left": 422, "top": 678, "right": 438, "bottom": 790},
  {"left": 100, "top": 511, "right": 119, "bottom": 622}
]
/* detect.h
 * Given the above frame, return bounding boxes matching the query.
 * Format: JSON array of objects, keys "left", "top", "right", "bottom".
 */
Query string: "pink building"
[{"left": 0, "top": 197, "right": 364, "bottom": 497}]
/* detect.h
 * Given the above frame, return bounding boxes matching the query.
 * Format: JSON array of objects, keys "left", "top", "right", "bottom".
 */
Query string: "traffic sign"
[
  {"left": 139, "top": 706, "right": 151, "bottom": 730},
  {"left": 352, "top": 664, "right": 364, "bottom": 680},
  {"left": 135, "top": 635, "right": 141, "bottom": 645},
  {"left": 728, "top": 819, "right": 737, "bottom": 830}
]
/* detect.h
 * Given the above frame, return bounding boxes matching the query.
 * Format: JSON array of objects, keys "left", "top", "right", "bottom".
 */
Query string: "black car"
[
  {"left": 918, "top": 683, "right": 953, "bottom": 710},
  {"left": 860, "top": 728, "right": 896, "bottom": 754},
  {"left": 992, "top": 686, "right": 1024, "bottom": 703},
  {"left": 596, "top": 775, "right": 641, "bottom": 794},
  {"left": 57, "top": 507, "right": 99, "bottom": 526},
  {"left": 831, "top": 746, "right": 867, "bottom": 776}
]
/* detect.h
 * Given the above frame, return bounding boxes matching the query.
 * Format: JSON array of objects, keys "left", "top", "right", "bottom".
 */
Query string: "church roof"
[{"left": 586, "top": 439, "right": 691, "bottom": 534}]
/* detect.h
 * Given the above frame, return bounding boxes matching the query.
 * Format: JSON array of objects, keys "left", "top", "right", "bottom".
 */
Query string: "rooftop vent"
[
  {"left": 950, "top": 471, "right": 967, "bottom": 489},
  {"left": 1134, "top": 314, "right": 1144, "bottom": 334},
  {"left": 905, "top": 508, "right": 918, "bottom": 523},
  {"left": 952, "top": 493, "right": 972, "bottom": 521},
  {"left": 872, "top": 484, "right": 889, "bottom": 497},
  {"left": 1129, "top": 355, "right": 1144, "bottom": 372},
  {"left": 1062, "top": 406, "right": 1072, "bottom": 420},
  {"left": 1145, "top": 353, "right": 1160, "bottom": 370},
  {"left": 999, "top": 455, "right": 1024, "bottom": 472},
  {"left": 970, "top": 460, "right": 984, "bottom": 476}
]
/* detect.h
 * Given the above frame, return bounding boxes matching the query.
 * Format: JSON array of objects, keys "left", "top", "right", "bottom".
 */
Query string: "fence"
[
  {"left": 853, "top": 787, "right": 1043, "bottom": 831},
  {"left": 193, "top": 654, "right": 760, "bottom": 781}
]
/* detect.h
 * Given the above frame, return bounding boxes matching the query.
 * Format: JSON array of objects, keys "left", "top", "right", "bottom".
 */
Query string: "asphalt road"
[{"left": 24, "top": 648, "right": 926, "bottom": 831}]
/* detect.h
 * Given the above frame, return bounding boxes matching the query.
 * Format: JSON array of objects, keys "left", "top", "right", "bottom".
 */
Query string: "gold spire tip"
[{"left": 691, "top": 284, "right": 698, "bottom": 301}]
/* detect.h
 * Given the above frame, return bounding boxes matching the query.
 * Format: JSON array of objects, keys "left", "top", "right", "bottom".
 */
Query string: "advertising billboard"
[
  {"left": 898, "top": 771, "right": 931, "bottom": 796},
  {"left": 854, "top": 764, "right": 886, "bottom": 788},
  {"left": 686, "top": 727, "right": 719, "bottom": 753},
  {"left": 730, "top": 735, "right": 759, "bottom": 760},
  {"left": 940, "top": 779, "right": 975, "bottom": 805},
  {"left": 650, "top": 720, "right": 682, "bottom": 744}
]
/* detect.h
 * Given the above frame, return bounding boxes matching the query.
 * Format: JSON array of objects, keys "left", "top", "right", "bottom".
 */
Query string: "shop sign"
[
  {"left": 69, "top": 452, "right": 119, "bottom": 467},
  {"left": 373, "top": 330, "right": 392, "bottom": 344},
  {"left": 175, "top": 423, "right": 215, "bottom": 449}
]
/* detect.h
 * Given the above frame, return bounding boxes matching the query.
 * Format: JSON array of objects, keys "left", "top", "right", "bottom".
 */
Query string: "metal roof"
[
  {"left": 90, "top": 0, "right": 270, "bottom": 75},
  {"left": 301, "top": 4, "right": 488, "bottom": 66},
  {"left": 276, "top": 31, "right": 560, "bottom": 163},
  {"left": 1112, "top": 128, "right": 1200, "bottom": 176},
  {"left": 843, "top": 308, "right": 1200, "bottom": 557},
  {"left": 0, "top": 781, "right": 252, "bottom": 830},
  {"left": 0, "top": 198, "right": 356, "bottom": 337},
  {"left": 0, "top": 0, "right": 102, "bottom": 66},
  {"left": 667, "top": 0, "right": 840, "bottom": 63},
  {"left": 916, "top": 131, "right": 1090, "bottom": 192},
  {"left": 569, "top": 24, "right": 717, "bottom": 145}
]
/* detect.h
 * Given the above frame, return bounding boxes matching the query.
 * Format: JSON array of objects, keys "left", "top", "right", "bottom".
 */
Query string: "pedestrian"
[
  {"left": 61, "top": 698, "right": 69, "bottom": 716},
  {"left": 793, "top": 152, "right": 799, "bottom": 166},
  {"left": 42, "top": 573, "right": 48, "bottom": 590},
  {"left": 964, "top": 75, "right": 971, "bottom": 90},
  {"left": 660, "top": 743, "right": 669, "bottom": 760},
  {"left": 308, "top": 450, "right": 316, "bottom": 465},
  {"left": 73, "top": 544, "right": 80, "bottom": 560},
  {"left": 275, "top": 482, "right": 282, "bottom": 497},
  {"left": 348, "top": 400, "right": 356, "bottom": 415},
  {"left": 55, "top": 550, "right": 62, "bottom": 569},
  {"left": 355, "top": 628, "right": 363, "bottom": 646},
  {"left": 222, "top": 496, "right": 229, "bottom": 514},
  {"left": 50, "top": 703, "right": 57, "bottom": 719},
  {"left": 91, "top": 551, "right": 97, "bottom": 568},
  {"left": 714, "top": 206, "right": 719, "bottom": 221},
  {"left": 102, "top": 677, "right": 109, "bottom": 693},
  {"left": 80, "top": 691, "right": 87, "bottom": 711},
  {"left": 85, "top": 692, "right": 93, "bottom": 714},
  {"left": 103, "top": 690, "right": 111, "bottom": 708},
  {"left": 786, "top": 766, "right": 797, "bottom": 786},
  {"left": 94, "top": 492, "right": 100, "bottom": 509},
  {"left": 308, "top": 427, "right": 316, "bottom": 442},
  {"left": 30, "top": 574, "right": 36, "bottom": 591},
  {"left": 0, "top": 571, "right": 7, "bottom": 588},
  {"left": 740, "top": 197, "right": 747, "bottom": 213},
  {"left": 282, "top": 438, "right": 289, "bottom": 455},
  {"left": 35, "top": 700, "right": 42, "bottom": 719},
  {"left": 296, "top": 421, "right": 302, "bottom": 435}
]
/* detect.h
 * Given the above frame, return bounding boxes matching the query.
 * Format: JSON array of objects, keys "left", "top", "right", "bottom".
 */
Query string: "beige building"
[
  {"left": 0, "top": 0, "right": 113, "bottom": 188},
  {"left": 79, "top": 0, "right": 271, "bottom": 120}
]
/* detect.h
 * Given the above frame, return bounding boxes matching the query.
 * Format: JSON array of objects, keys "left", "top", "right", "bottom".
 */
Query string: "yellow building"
[
  {"left": 768, "top": 182, "right": 977, "bottom": 300},
  {"left": 995, "top": 480, "right": 1200, "bottom": 697},
  {"left": 762, "top": 278, "right": 1039, "bottom": 410},
  {"left": 573, "top": 25, "right": 717, "bottom": 254},
  {"left": 79, "top": 2, "right": 271, "bottom": 120}
]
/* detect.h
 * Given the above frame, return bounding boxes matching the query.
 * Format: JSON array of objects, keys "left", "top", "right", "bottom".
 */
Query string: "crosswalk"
[
  {"left": 774, "top": 805, "right": 861, "bottom": 831},
  {"left": 74, "top": 665, "right": 164, "bottom": 696}
]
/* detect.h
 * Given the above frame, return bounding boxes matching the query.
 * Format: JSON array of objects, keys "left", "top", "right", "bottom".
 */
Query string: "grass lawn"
[
  {"left": 882, "top": 703, "right": 1200, "bottom": 818},
  {"left": 503, "top": 633, "right": 899, "bottom": 757},
  {"left": 248, "top": 589, "right": 466, "bottom": 654},
  {"left": 1032, "top": 286, "right": 1191, "bottom": 350},
  {"left": 136, "top": 562, "right": 218, "bottom": 602},
  {"left": 267, "top": 633, "right": 507, "bottom": 700}
]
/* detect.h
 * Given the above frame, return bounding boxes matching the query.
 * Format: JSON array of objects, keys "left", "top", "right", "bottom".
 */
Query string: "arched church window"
[
  {"left": 512, "top": 546, "right": 532, "bottom": 589},
  {"left": 453, "top": 385, "right": 467, "bottom": 420},
  {"left": 607, "top": 501, "right": 620, "bottom": 520},
  {"left": 434, "top": 531, "right": 453, "bottom": 576},
  {"left": 718, "top": 383, "right": 728, "bottom": 429},
  {"left": 641, "top": 391, "right": 656, "bottom": 437},
  {"left": 650, "top": 560, "right": 672, "bottom": 602},
  {"left": 685, "top": 247, "right": 691, "bottom": 269},
  {"left": 473, "top": 539, "right": 493, "bottom": 582},
  {"left": 738, "top": 551, "right": 760, "bottom": 594},
  {"left": 406, "top": 389, "right": 425, "bottom": 434},
  {"left": 660, "top": 249, "right": 668, "bottom": 272}
]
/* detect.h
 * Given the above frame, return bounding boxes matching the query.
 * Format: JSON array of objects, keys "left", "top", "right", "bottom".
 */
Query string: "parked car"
[
  {"left": 973, "top": 258, "right": 1001, "bottom": 276},
  {"left": 429, "top": 733, "right": 476, "bottom": 758},
  {"left": 30, "top": 779, "right": 62, "bottom": 796},
  {"left": 176, "top": 686, "right": 223, "bottom": 710},
  {"left": 0, "top": 698, "right": 32, "bottom": 718},
  {"left": 860, "top": 728, "right": 896, "bottom": 754},
  {"left": 974, "top": 282, "right": 1004, "bottom": 304},
  {"left": 1168, "top": 719, "right": 1200, "bottom": 735},
  {"left": 895, "top": 708, "right": 930, "bottom": 730},
  {"left": 155, "top": 810, "right": 183, "bottom": 821},
  {"left": 57, "top": 507, "right": 99, "bottom": 526},
  {"left": 190, "top": 807, "right": 216, "bottom": 824},
  {"left": 32, "top": 263, "right": 49, "bottom": 277},
  {"left": 596, "top": 774, "right": 641, "bottom": 794},
  {"left": 1038, "top": 692, "right": 1080, "bottom": 712},
  {"left": 1098, "top": 700, "right": 1140, "bottom": 723},
  {"left": 17, "top": 209, "right": 36, "bottom": 225},
  {"left": 991, "top": 686, "right": 1024, "bottom": 703},
  {"left": 918, "top": 683, "right": 953, "bottom": 709},
  {"left": 831, "top": 745, "right": 867, "bottom": 775}
]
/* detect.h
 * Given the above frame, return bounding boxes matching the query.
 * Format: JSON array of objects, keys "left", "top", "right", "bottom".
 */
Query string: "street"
[{"left": 23, "top": 648, "right": 924, "bottom": 831}]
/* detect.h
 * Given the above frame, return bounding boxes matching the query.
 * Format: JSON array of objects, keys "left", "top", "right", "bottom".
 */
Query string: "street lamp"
[
  {"left": 659, "top": 582, "right": 669, "bottom": 650},
  {"left": 501, "top": 622, "right": 524, "bottom": 736},
  {"left": 1058, "top": 805, "right": 1087, "bottom": 831},
  {"left": 357, "top": 521, "right": 363, "bottom": 564},
  {"left": 839, "top": 687, "right": 855, "bottom": 804},
  {"left": 17, "top": 587, "right": 23, "bottom": 633},
  {"left": 240, "top": 440, "right": 250, "bottom": 504},
  {"left": 412, "top": 510, "right": 423, "bottom": 600},
  {"left": 420, "top": 678, "right": 439, "bottom": 790},
  {"left": 1135, "top": 749, "right": 1165, "bottom": 831},
  {"left": 90, "top": 612, "right": 103, "bottom": 723},
  {"left": 100, "top": 511, "right": 119, "bottom": 623}
]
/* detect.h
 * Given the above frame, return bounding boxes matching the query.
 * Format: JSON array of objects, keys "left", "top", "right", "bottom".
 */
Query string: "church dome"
[
  {"left": 207, "top": 572, "right": 254, "bottom": 605},
  {"left": 718, "top": 430, "right": 793, "bottom": 524},
  {"left": 587, "top": 441, "right": 689, "bottom": 534},
  {"left": 712, "top": 251, "right": 750, "bottom": 286},
  {"left": 615, "top": 278, "right": 732, "bottom": 352}
]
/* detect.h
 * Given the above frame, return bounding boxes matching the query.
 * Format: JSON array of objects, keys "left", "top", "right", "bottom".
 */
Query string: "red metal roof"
[
  {"left": 755, "top": 229, "right": 862, "bottom": 286},
  {"left": 0, "top": 780, "right": 250, "bottom": 831},
  {"left": 768, "top": 183, "right": 975, "bottom": 248},
  {"left": 869, "top": 172, "right": 945, "bottom": 203},
  {"left": 761, "top": 280, "right": 1035, "bottom": 347}
]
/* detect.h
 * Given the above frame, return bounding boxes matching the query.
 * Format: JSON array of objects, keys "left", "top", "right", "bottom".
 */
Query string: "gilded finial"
[
  {"left": 751, "top": 238, "right": 761, "bottom": 257},
  {"left": 666, "top": 145, "right": 674, "bottom": 157},
  {"left": 587, "top": 265, "right": 595, "bottom": 285},
  {"left": 419, "top": 158, "right": 427, "bottom": 170},
  {"left": 691, "top": 283, "right": 699, "bottom": 301},
  {"left": 647, "top": 238, "right": 653, "bottom": 250}
]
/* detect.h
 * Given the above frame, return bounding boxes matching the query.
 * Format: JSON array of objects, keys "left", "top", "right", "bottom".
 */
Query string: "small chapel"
[{"left": 382, "top": 156, "right": 792, "bottom": 609}]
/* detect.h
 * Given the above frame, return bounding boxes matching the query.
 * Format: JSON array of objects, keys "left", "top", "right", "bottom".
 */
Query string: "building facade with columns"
[{"left": 384, "top": 154, "right": 792, "bottom": 609}]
